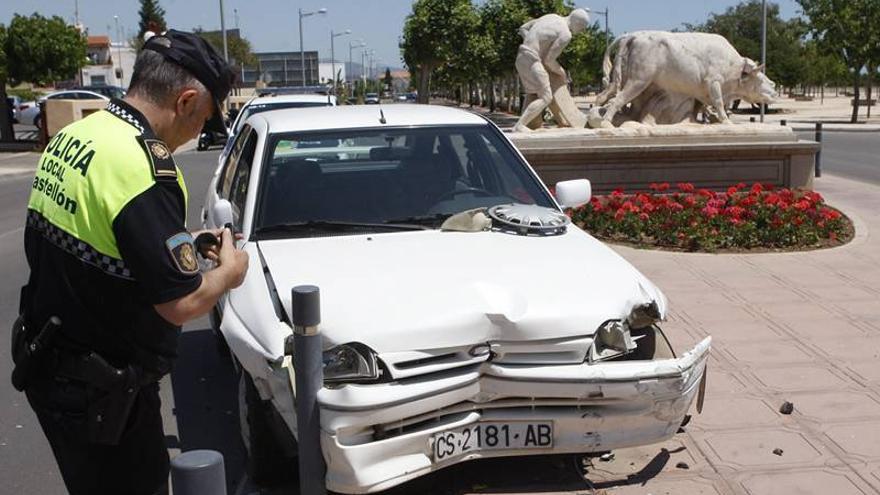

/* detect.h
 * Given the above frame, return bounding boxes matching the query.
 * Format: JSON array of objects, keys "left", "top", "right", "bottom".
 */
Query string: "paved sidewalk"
[{"left": 593, "top": 173, "right": 880, "bottom": 494}]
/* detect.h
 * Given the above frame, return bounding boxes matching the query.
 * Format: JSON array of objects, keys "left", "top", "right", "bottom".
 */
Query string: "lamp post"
[
  {"left": 591, "top": 8, "right": 610, "bottom": 49},
  {"left": 349, "top": 40, "right": 366, "bottom": 88},
  {"left": 330, "top": 29, "right": 351, "bottom": 93},
  {"left": 299, "top": 7, "right": 327, "bottom": 87},
  {"left": 760, "top": 0, "right": 767, "bottom": 123},
  {"left": 219, "top": 0, "right": 229, "bottom": 63},
  {"left": 113, "top": 15, "right": 123, "bottom": 86}
]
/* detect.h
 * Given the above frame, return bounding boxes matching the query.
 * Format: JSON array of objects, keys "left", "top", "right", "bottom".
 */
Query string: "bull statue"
[{"left": 589, "top": 31, "right": 778, "bottom": 128}]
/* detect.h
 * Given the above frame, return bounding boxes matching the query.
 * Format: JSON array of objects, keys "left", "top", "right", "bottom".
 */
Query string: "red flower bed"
[{"left": 569, "top": 182, "right": 852, "bottom": 252}]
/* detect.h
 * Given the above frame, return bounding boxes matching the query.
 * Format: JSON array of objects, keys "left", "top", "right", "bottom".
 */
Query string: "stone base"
[{"left": 508, "top": 123, "right": 819, "bottom": 193}]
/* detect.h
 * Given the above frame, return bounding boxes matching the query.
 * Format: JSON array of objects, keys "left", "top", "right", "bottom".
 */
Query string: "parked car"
[
  {"left": 201, "top": 104, "right": 711, "bottom": 493},
  {"left": 19, "top": 90, "right": 108, "bottom": 129},
  {"left": 75, "top": 85, "right": 126, "bottom": 99},
  {"left": 214, "top": 93, "right": 336, "bottom": 160},
  {"left": 6, "top": 96, "right": 21, "bottom": 123},
  {"left": 364, "top": 92, "right": 380, "bottom": 104}
]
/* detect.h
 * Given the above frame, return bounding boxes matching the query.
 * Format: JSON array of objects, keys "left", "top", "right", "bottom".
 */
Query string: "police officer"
[{"left": 17, "top": 30, "right": 249, "bottom": 494}]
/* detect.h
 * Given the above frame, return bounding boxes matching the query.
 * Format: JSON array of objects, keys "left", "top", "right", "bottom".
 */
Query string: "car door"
[{"left": 203, "top": 124, "right": 254, "bottom": 230}]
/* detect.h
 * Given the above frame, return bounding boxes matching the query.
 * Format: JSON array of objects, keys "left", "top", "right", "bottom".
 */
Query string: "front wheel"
[{"left": 238, "top": 369, "right": 298, "bottom": 485}]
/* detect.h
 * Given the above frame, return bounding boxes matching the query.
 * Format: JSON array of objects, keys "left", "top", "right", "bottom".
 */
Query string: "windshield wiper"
[
  {"left": 384, "top": 213, "right": 453, "bottom": 227},
  {"left": 255, "top": 220, "right": 429, "bottom": 237}
]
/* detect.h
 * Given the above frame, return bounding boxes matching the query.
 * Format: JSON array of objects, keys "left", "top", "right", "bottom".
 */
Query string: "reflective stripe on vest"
[{"left": 27, "top": 110, "right": 189, "bottom": 279}]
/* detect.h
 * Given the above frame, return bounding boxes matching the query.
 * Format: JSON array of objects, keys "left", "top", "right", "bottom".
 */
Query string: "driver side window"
[{"left": 219, "top": 125, "right": 253, "bottom": 198}]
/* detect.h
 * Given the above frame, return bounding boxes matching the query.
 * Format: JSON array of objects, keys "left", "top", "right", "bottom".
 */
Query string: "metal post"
[
  {"left": 299, "top": 9, "right": 305, "bottom": 87},
  {"left": 113, "top": 16, "right": 123, "bottom": 85},
  {"left": 815, "top": 122, "right": 823, "bottom": 177},
  {"left": 219, "top": 0, "right": 229, "bottom": 63},
  {"left": 288, "top": 285, "right": 326, "bottom": 495},
  {"left": 170, "top": 450, "right": 227, "bottom": 495},
  {"left": 760, "top": 0, "right": 767, "bottom": 123},
  {"left": 330, "top": 31, "right": 336, "bottom": 90},
  {"left": 780, "top": 119, "right": 786, "bottom": 126}
]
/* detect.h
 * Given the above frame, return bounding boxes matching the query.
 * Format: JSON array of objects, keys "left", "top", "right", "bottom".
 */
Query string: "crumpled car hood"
[{"left": 258, "top": 227, "right": 666, "bottom": 353}]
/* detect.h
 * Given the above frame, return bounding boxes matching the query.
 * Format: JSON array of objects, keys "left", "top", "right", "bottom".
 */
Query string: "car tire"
[{"left": 238, "top": 369, "right": 298, "bottom": 486}]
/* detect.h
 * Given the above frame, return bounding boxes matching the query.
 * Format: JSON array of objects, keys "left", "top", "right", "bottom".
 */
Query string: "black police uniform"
[{"left": 17, "top": 31, "right": 233, "bottom": 495}]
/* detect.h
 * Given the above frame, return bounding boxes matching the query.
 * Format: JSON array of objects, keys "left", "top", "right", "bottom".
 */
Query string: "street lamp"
[
  {"left": 349, "top": 40, "right": 366, "bottom": 87},
  {"left": 760, "top": 0, "right": 767, "bottom": 123},
  {"left": 330, "top": 29, "right": 351, "bottom": 93},
  {"left": 219, "top": 0, "right": 229, "bottom": 63},
  {"left": 113, "top": 15, "right": 123, "bottom": 86},
  {"left": 299, "top": 7, "right": 327, "bottom": 87}
]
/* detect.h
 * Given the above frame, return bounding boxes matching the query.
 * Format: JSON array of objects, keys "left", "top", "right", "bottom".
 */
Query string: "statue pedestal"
[{"left": 508, "top": 123, "right": 820, "bottom": 192}]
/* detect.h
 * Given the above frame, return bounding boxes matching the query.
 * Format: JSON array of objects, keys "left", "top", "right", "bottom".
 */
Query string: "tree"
[
  {"left": 686, "top": 1, "right": 808, "bottom": 92},
  {"left": 133, "top": 0, "right": 167, "bottom": 50},
  {"left": 0, "top": 24, "right": 12, "bottom": 142},
  {"left": 0, "top": 14, "right": 86, "bottom": 142},
  {"left": 193, "top": 28, "right": 257, "bottom": 76},
  {"left": 401, "top": 0, "right": 483, "bottom": 103},
  {"left": 383, "top": 68, "right": 393, "bottom": 90},
  {"left": 798, "top": 0, "right": 880, "bottom": 122}
]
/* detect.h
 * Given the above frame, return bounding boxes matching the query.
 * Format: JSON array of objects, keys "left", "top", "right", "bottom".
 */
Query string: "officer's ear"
[{"left": 175, "top": 88, "right": 202, "bottom": 117}]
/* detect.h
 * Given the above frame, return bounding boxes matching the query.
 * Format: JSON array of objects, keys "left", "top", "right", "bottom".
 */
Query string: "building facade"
[
  {"left": 80, "top": 35, "right": 136, "bottom": 88},
  {"left": 241, "top": 51, "right": 320, "bottom": 87}
]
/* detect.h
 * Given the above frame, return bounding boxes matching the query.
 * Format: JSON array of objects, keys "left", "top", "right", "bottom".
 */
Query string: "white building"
[
  {"left": 319, "top": 61, "right": 346, "bottom": 85},
  {"left": 80, "top": 35, "right": 136, "bottom": 89}
]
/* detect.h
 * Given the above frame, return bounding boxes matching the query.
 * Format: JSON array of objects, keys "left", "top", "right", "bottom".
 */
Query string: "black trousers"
[{"left": 26, "top": 376, "right": 169, "bottom": 495}]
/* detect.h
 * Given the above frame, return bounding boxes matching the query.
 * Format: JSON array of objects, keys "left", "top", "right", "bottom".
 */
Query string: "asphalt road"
[
  {"left": 796, "top": 130, "right": 880, "bottom": 185},
  {"left": 1, "top": 130, "right": 879, "bottom": 494}
]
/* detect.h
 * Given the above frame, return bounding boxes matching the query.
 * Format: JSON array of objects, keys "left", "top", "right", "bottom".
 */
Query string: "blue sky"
[{"left": 2, "top": 0, "right": 801, "bottom": 70}]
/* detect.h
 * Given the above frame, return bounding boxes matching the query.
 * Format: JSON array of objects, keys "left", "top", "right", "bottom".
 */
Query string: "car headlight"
[
  {"left": 588, "top": 302, "right": 664, "bottom": 363},
  {"left": 323, "top": 342, "right": 380, "bottom": 383}
]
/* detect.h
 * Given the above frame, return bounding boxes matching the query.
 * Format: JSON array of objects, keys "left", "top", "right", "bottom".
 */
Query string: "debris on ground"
[
  {"left": 675, "top": 461, "right": 690, "bottom": 469},
  {"left": 779, "top": 401, "right": 794, "bottom": 415},
  {"left": 772, "top": 448, "right": 784, "bottom": 456},
  {"left": 599, "top": 452, "right": 615, "bottom": 462}
]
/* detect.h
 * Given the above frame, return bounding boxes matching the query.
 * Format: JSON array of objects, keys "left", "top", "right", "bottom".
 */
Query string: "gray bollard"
[
  {"left": 750, "top": 116, "right": 756, "bottom": 123},
  {"left": 289, "top": 285, "right": 326, "bottom": 495},
  {"left": 170, "top": 450, "right": 226, "bottom": 495},
  {"left": 815, "top": 122, "right": 823, "bottom": 177}
]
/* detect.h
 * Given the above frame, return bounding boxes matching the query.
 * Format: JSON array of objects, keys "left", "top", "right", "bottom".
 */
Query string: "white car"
[
  {"left": 217, "top": 93, "right": 337, "bottom": 162},
  {"left": 202, "top": 104, "right": 711, "bottom": 493},
  {"left": 19, "top": 90, "right": 109, "bottom": 128}
]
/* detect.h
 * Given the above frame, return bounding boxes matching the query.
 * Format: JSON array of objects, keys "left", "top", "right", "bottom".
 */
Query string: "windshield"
[
  {"left": 256, "top": 126, "right": 554, "bottom": 234},
  {"left": 235, "top": 101, "right": 331, "bottom": 134}
]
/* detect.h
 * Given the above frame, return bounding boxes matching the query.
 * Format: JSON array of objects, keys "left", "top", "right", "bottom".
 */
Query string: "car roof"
[
  {"left": 257, "top": 104, "right": 487, "bottom": 133},
  {"left": 45, "top": 90, "right": 108, "bottom": 99},
  {"left": 246, "top": 93, "right": 335, "bottom": 106}
]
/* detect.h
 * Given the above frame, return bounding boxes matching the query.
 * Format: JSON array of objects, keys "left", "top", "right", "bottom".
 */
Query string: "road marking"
[{"left": 0, "top": 226, "right": 24, "bottom": 240}]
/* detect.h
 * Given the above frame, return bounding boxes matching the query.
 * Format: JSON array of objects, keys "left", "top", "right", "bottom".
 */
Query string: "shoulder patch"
[
  {"left": 166, "top": 232, "right": 199, "bottom": 275},
  {"left": 137, "top": 136, "right": 178, "bottom": 181}
]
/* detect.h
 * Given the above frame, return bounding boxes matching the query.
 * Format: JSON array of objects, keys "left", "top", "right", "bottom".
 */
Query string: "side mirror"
[
  {"left": 555, "top": 179, "right": 592, "bottom": 208},
  {"left": 213, "top": 199, "right": 234, "bottom": 230}
]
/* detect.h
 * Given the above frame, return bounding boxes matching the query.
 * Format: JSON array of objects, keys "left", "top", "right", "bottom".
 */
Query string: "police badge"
[{"left": 165, "top": 232, "right": 199, "bottom": 274}]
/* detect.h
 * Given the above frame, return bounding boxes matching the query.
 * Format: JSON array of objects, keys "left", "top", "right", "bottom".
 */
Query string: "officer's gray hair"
[{"left": 128, "top": 50, "right": 209, "bottom": 106}]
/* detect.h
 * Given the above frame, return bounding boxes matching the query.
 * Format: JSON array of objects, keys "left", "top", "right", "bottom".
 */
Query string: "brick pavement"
[{"left": 592, "top": 173, "right": 880, "bottom": 495}]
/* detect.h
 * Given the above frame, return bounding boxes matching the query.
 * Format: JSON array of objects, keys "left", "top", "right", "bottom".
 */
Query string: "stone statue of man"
[{"left": 514, "top": 9, "right": 590, "bottom": 132}]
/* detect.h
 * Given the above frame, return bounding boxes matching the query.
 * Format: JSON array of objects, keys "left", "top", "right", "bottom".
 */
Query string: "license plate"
[{"left": 432, "top": 421, "right": 553, "bottom": 461}]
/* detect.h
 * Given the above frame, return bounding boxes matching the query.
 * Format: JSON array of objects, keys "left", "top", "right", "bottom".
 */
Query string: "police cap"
[{"left": 143, "top": 29, "right": 234, "bottom": 133}]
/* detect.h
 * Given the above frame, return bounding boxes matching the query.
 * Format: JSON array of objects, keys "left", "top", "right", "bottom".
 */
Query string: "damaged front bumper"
[{"left": 304, "top": 335, "right": 711, "bottom": 494}]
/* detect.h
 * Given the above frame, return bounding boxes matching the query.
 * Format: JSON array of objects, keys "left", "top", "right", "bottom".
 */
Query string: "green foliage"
[
  {"left": 6, "top": 87, "right": 46, "bottom": 101},
  {"left": 686, "top": 1, "right": 808, "bottom": 89},
  {"left": 383, "top": 68, "right": 393, "bottom": 88},
  {"left": 4, "top": 13, "right": 87, "bottom": 86},
  {"left": 137, "top": 0, "right": 167, "bottom": 41},
  {"left": 402, "top": 0, "right": 482, "bottom": 101},
  {"left": 560, "top": 21, "right": 609, "bottom": 88},
  {"left": 193, "top": 28, "right": 257, "bottom": 68},
  {"left": 0, "top": 24, "right": 7, "bottom": 84}
]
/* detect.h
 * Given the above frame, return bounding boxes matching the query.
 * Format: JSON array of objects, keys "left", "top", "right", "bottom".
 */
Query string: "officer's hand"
[{"left": 218, "top": 228, "right": 248, "bottom": 288}]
